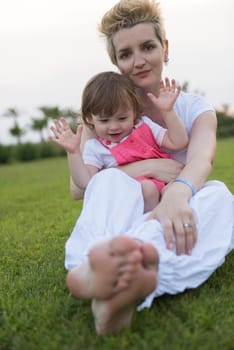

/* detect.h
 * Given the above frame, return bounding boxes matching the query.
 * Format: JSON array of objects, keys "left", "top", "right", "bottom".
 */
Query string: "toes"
[
  {"left": 86, "top": 237, "right": 147, "bottom": 299},
  {"left": 141, "top": 243, "right": 159, "bottom": 269},
  {"left": 109, "top": 236, "right": 141, "bottom": 255},
  {"left": 128, "top": 249, "right": 143, "bottom": 264},
  {"left": 116, "top": 250, "right": 142, "bottom": 269}
]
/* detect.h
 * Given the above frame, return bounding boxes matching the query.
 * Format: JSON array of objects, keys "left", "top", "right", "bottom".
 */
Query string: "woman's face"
[{"left": 112, "top": 23, "right": 168, "bottom": 92}]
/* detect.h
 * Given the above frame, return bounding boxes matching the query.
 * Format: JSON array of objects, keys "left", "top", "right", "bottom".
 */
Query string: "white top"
[{"left": 167, "top": 91, "right": 214, "bottom": 163}]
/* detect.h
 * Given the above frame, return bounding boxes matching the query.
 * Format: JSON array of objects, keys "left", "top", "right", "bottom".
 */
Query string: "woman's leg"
[
  {"left": 64, "top": 169, "right": 160, "bottom": 333},
  {"left": 90, "top": 181, "right": 233, "bottom": 334},
  {"left": 81, "top": 180, "right": 232, "bottom": 313},
  {"left": 65, "top": 168, "right": 152, "bottom": 301},
  {"left": 66, "top": 168, "right": 233, "bottom": 332},
  {"left": 126, "top": 180, "right": 234, "bottom": 310},
  {"left": 65, "top": 168, "right": 145, "bottom": 271}
]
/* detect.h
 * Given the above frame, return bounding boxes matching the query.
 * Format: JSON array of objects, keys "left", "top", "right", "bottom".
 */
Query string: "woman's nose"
[{"left": 134, "top": 51, "right": 145, "bottom": 67}]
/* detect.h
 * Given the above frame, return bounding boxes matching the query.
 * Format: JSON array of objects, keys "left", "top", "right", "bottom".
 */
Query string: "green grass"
[{"left": 0, "top": 138, "right": 233, "bottom": 350}]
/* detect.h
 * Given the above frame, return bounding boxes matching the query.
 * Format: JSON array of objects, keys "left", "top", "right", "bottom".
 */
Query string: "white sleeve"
[
  {"left": 141, "top": 116, "right": 167, "bottom": 146},
  {"left": 83, "top": 139, "right": 118, "bottom": 169},
  {"left": 174, "top": 92, "right": 215, "bottom": 134},
  {"left": 82, "top": 140, "right": 104, "bottom": 169}
]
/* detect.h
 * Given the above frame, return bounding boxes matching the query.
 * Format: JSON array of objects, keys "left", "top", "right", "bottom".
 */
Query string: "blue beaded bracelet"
[{"left": 174, "top": 177, "right": 196, "bottom": 196}]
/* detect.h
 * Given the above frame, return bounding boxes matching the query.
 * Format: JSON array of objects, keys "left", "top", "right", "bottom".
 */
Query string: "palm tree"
[
  {"left": 9, "top": 122, "right": 24, "bottom": 144},
  {"left": 4, "top": 108, "right": 19, "bottom": 121},
  {"left": 60, "top": 107, "right": 80, "bottom": 133},
  {"left": 38, "top": 106, "right": 62, "bottom": 138},
  {"left": 4, "top": 108, "right": 25, "bottom": 145},
  {"left": 31, "top": 117, "right": 48, "bottom": 143},
  {"left": 36, "top": 105, "right": 79, "bottom": 137},
  {"left": 38, "top": 106, "right": 61, "bottom": 121}
]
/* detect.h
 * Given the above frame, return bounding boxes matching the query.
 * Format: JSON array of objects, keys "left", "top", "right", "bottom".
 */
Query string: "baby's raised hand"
[
  {"left": 147, "top": 77, "right": 181, "bottom": 112},
  {"left": 49, "top": 117, "right": 82, "bottom": 154}
]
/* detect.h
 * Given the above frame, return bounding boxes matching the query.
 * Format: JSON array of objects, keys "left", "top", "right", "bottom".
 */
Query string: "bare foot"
[
  {"left": 141, "top": 242, "right": 159, "bottom": 271},
  {"left": 91, "top": 247, "right": 158, "bottom": 335},
  {"left": 66, "top": 236, "right": 143, "bottom": 300}
]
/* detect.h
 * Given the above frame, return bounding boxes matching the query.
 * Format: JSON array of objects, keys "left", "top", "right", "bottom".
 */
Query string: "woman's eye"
[
  {"left": 119, "top": 51, "right": 131, "bottom": 60},
  {"left": 144, "top": 44, "right": 154, "bottom": 51}
]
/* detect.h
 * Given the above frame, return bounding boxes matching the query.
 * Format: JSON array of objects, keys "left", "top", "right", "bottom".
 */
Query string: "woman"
[{"left": 61, "top": 0, "right": 234, "bottom": 334}]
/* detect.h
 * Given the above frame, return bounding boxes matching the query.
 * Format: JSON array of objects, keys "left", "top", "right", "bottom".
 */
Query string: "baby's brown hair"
[{"left": 81, "top": 71, "right": 142, "bottom": 128}]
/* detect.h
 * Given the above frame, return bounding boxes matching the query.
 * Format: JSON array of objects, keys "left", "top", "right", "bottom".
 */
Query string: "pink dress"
[{"left": 99, "top": 120, "right": 172, "bottom": 192}]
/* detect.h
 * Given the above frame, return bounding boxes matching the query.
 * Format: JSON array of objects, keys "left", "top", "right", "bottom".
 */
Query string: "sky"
[{"left": 1, "top": 0, "right": 233, "bottom": 144}]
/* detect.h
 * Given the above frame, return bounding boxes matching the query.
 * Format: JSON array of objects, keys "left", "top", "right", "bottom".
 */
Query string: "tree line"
[
  {"left": 2, "top": 106, "right": 78, "bottom": 145},
  {"left": 0, "top": 105, "right": 79, "bottom": 164}
]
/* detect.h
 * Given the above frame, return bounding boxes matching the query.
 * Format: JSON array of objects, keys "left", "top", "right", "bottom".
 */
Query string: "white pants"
[{"left": 65, "top": 169, "right": 234, "bottom": 310}]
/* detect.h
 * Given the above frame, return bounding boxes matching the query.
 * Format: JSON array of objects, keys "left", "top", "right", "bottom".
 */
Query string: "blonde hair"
[
  {"left": 99, "top": 0, "right": 166, "bottom": 65},
  {"left": 81, "top": 71, "right": 142, "bottom": 128}
]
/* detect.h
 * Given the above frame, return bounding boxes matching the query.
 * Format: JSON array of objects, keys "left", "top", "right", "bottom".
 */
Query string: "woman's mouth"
[{"left": 134, "top": 70, "right": 150, "bottom": 78}]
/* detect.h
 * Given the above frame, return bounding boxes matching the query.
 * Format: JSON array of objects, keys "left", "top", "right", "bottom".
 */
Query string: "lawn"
[{"left": 0, "top": 138, "right": 233, "bottom": 350}]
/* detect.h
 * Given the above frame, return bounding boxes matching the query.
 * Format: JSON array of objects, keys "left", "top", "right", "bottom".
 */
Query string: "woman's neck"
[{"left": 136, "top": 87, "right": 166, "bottom": 127}]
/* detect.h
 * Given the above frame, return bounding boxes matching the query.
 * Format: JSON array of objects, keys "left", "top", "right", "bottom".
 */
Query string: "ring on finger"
[{"left": 183, "top": 222, "right": 193, "bottom": 229}]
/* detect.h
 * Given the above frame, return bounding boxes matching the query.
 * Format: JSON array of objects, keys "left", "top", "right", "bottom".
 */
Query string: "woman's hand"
[
  {"left": 148, "top": 184, "right": 197, "bottom": 255},
  {"left": 49, "top": 117, "right": 82, "bottom": 154},
  {"left": 148, "top": 159, "right": 183, "bottom": 183}
]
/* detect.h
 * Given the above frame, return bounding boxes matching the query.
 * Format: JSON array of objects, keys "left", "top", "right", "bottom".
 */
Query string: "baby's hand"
[
  {"left": 49, "top": 117, "right": 82, "bottom": 154},
  {"left": 147, "top": 77, "right": 181, "bottom": 112}
]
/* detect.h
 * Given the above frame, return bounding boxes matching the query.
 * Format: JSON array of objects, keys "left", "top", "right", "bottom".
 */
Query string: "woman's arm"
[
  {"left": 148, "top": 110, "right": 217, "bottom": 255},
  {"left": 70, "top": 158, "right": 183, "bottom": 199},
  {"left": 118, "top": 158, "right": 184, "bottom": 183},
  {"left": 173, "top": 110, "right": 216, "bottom": 191}
]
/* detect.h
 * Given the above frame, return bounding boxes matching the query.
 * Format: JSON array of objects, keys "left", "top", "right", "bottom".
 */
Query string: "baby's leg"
[
  {"left": 92, "top": 242, "right": 159, "bottom": 334},
  {"left": 66, "top": 236, "right": 143, "bottom": 300},
  {"left": 141, "top": 180, "right": 160, "bottom": 213}
]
